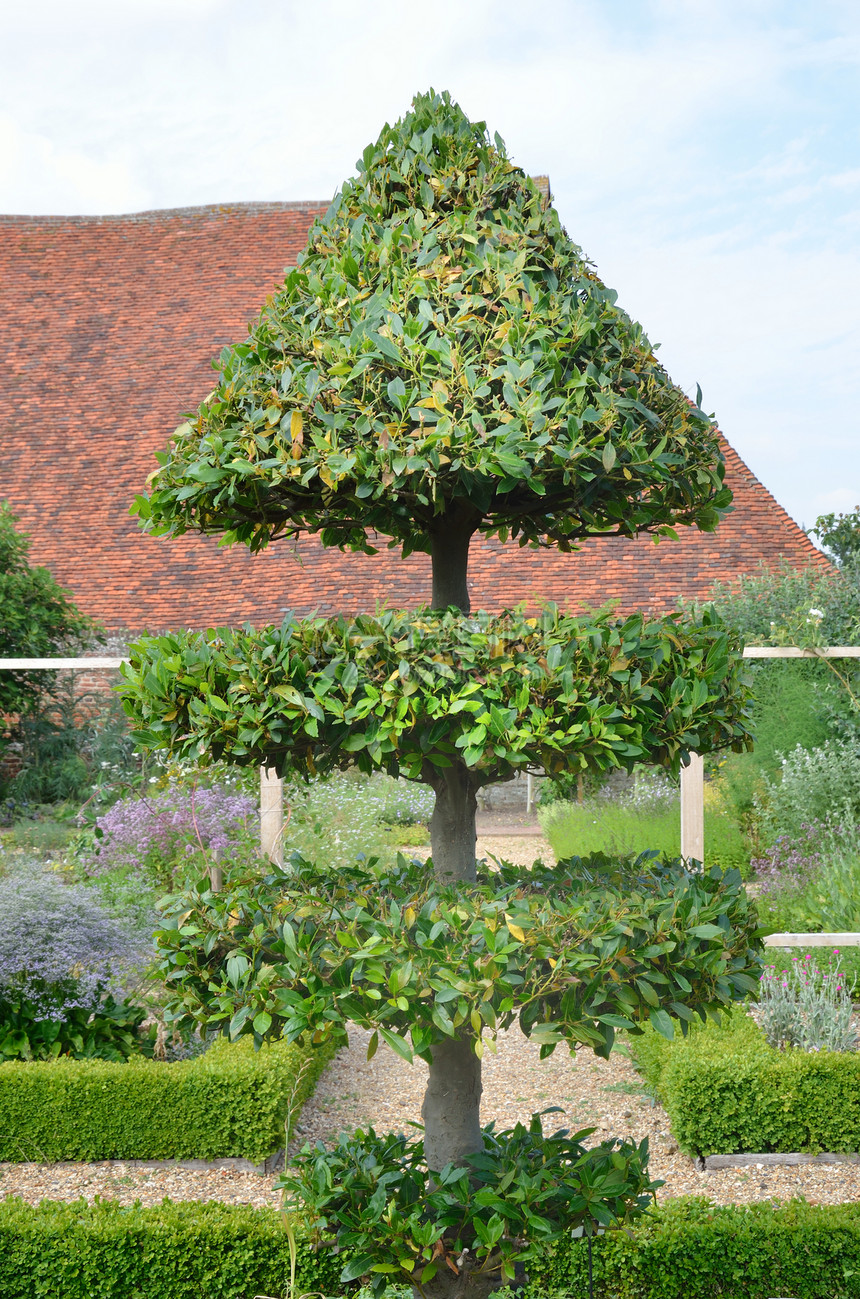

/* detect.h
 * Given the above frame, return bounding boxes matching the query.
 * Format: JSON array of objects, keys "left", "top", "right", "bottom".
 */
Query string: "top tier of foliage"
[{"left": 136, "top": 90, "right": 730, "bottom": 559}]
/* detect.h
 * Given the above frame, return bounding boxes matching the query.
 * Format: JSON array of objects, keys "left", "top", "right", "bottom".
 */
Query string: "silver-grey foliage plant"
[{"left": 757, "top": 952, "right": 857, "bottom": 1053}]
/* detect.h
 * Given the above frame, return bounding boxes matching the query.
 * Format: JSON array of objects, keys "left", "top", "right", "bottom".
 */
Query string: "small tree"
[
  {"left": 0, "top": 503, "right": 98, "bottom": 784},
  {"left": 124, "top": 93, "right": 759, "bottom": 1298}
]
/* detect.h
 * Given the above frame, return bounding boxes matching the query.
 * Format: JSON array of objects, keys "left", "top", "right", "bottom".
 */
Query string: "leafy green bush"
[
  {"left": 535, "top": 1195, "right": 860, "bottom": 1299},
  {"left": 757, "top": 951, "right": 856, "bottom": 1052},
  {"left": 279, "top": 1115, "right": 658, "bottom": 1297},
  {"left": 539, "top": 799, "right": 750, "bottom": 875},
  {"left": 151, "top": 852, "right": 760, "bottom": 1064},
  {"left": 0, "top": 862, "right": 151, "bottom": 1063},
  {"left": 756, "top": 739, "right": 860, "bottom": 842},
  {"left": 0, "top": 1035, "right": 331, "bottom": 1163},
  {"left": 0, "top": 1198, "right": 341, "bottom": 1299},
  {"left": 629, "top": 1012, "right": 860, "bottom": 1156},
  {"left": 792, "top": 850, "right": 860, "bottom": 932}
]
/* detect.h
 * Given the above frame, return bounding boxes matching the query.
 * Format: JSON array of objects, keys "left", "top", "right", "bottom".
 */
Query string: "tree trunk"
[
  {"left": 419, "top": 503, "right": 503, "bottom": 1299},
  {"left": 421, "top": 1034, "right": 483, "bottom": 1171},
  {"left": 423, "top": 762, "right": 483, "bottom": 1168},
  {"left": 429, "top": 503, "right": 480, "bottom": 613},
  {"left": 429, "top": 761, "right": 478, "bottom": 884}
]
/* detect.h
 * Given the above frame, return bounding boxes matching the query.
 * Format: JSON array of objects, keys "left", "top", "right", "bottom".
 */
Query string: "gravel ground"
[{"left": 2, "top": 834, "right": 859, "bottom": 1212}]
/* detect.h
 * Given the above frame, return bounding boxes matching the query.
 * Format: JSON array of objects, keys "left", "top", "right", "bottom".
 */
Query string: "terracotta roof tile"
[{"left": 0, "top": 202, "right": 830, "bottom": 632}]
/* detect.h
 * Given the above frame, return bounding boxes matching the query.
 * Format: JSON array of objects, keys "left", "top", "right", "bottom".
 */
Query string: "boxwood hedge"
[
  {"left": 629, "top": 1011, "right": 860, "bottom": 1156},
  {"left": 0, "top": 1036, "right": 333, "bottom": 1164},
  {"left": 0, "top": 1196, "right": 858, "bottom": 1299}
]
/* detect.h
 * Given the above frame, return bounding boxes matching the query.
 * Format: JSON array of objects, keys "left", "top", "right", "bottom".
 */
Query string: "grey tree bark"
[{"left": 420, "top": 514, "right": 486, "bottom": 1178}]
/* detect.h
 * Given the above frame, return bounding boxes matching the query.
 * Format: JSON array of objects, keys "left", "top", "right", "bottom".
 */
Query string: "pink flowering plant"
[{"left": 757, "top": 950, "right": 856, "bottom": 1053}]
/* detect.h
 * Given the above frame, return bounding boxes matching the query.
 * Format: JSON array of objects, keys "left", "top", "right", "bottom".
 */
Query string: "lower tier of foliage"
[
  {"left": 151, "top": 853, "right": 762, "bottom": 1063},
  {"left": 0, "top": 1196, "right": 858, "bottom": 1299},
  {"left": 0, "top": 1037, "right": 332, "bottom": 1165},
  {"left": 630, "top": 1012, "right": 860, "bottom": 1156}
]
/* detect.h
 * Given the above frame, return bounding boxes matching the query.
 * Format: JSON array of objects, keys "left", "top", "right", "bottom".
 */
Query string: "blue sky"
[{"left": 2, "top": 0, "right": 858, "bottom": 538}]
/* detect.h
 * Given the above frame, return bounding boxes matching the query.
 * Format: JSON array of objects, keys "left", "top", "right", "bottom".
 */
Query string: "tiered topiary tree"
[{"left": 123, "top": 92, "right": 760, "bottom": 1299}]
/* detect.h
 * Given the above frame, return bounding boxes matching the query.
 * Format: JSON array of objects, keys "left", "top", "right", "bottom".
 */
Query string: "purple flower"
[
  {"left": 79, "top": 783, "right": 258, "bottom": 886},
  {"left": 0, "top": 865, "right": 149, "bottom": 1023}
]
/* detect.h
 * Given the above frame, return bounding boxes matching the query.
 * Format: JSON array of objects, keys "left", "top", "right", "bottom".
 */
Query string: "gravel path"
[{"left": 2, "top": 834, "right": 859, "bottom": 1212}]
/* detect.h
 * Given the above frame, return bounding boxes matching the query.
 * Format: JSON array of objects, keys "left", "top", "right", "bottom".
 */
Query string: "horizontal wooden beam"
[
  {"left": 0, "top": 657, "right": 128, "bottom": 669},
  {"left": 743, "top": 646, "right": 860, "bottom": 658},
  {"left": 764, "top": 932, "right": 860, "bottom": 947}
]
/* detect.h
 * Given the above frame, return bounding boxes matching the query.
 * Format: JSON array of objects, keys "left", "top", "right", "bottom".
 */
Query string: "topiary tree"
[{"left": 123, "top": 92, "right": 760, "bottom": 1299}]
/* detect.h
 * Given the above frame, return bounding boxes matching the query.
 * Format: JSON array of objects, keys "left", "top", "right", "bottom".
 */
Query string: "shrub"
[
  {"left": 537, "top": 1195, "right": 860, "bottom": 1299},
  {"left": 0, "top": 1034, "right": 332, "bottom": 1164},
  {"left": 629, "top": 1012, "right": 860, "bottom": 1156},
  {"left": 757, "top": 951, "right": 856, "bottom": 1052},
  {"left": 0, "top": 863, "right": 150, "bottom": 1062},
  {"left": 753, "top": 824, "right": 860, "bottom": 934},
  {"left": 756, "top": 738, "right": 860, "bottom": 842},
  {"left": 0, "top": 1198, "right": 341, "bottom": 1299},
  {"left": 279, "top": 1116, "right": 659, "bottom": 1297},
  {"left": 0, "top": 1195, "right": 859, "bottom": 1299},
  {"left": 801, "top": 848, "right": 860, "bottom": 932}
]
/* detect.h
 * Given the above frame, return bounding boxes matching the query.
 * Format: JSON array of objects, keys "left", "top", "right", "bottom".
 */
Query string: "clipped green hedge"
[
  {"left": 537, "top": 1196, "right": 860, "bottom": 1299},
  {"left": 1, "top": 1196, "right": 859, "bottom": 1299},
  {"left": 0, "top": 1036, "right": 334, "bottom": 1164},
  {"left": 629, "top": 1011, "right": 860, "bottom": 1156},
  {"left": 0, "top": 1198, "right": 341, "bottom": 1299}
]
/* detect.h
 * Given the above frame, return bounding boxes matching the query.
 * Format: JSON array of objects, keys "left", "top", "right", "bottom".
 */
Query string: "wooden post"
[
  {"left": 680, "top": 752, "right": 704, "bottom": 865},
  {"left": 260, "top": 766, "right": 284, "bottom": 866}
]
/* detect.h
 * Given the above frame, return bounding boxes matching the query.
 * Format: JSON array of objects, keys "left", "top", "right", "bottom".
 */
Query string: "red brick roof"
[{"left": 0, "top": 202, "right": 830, "bottom": 633}]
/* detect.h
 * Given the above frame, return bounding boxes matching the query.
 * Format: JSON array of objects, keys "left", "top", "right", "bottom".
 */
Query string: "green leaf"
[
  {"left": 341, "top": 1254, "right": 377, "bottom": 1284},
  {"left": 688, "top": 923, "right": 725, "bottom": 939},
  {"left": 649, "top": 1007, "right": 675, "bottom": 1040}
]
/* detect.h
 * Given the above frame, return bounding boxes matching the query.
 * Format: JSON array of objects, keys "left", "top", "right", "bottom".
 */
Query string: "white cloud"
[{"left": 0, "top": 114, "right": 150, "bottom": 213}]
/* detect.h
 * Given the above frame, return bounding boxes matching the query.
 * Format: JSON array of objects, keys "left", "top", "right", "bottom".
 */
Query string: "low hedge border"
[
  {"left": 0, "top": 1198, "right": 341, "bottom": 1299},
  {"left": 628, "top": 1011, "right": 860, "bottom": 1157},
  {"left": 537, "top": 1196, "right": 860, "bottom": 1299},
  {"left": 1, "top": 1196, "right": 859, "bottom": 1299},
  {"left": 0, "top": 1036, "right": 335, "bottom": 1165}
]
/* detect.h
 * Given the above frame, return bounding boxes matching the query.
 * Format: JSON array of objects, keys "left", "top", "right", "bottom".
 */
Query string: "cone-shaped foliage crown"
[{"left": 138, "top": 90, "right": 731, "bottom": 557}]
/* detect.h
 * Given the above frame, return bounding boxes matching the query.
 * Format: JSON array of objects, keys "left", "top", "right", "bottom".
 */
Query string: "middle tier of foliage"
[
  {"left": 153, "top": 853, "right": 762, "bottom": 1062},
  {"left": 121, "top": 605, "right": 752, "bottom": 781}
]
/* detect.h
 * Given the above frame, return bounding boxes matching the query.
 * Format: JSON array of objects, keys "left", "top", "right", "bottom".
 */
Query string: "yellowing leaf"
[
  {"left": 505, "top": 915, "right": 526, "bottom": 943},
  {"left": 290, "top": 410, "right": 304, "bottom": 460}
]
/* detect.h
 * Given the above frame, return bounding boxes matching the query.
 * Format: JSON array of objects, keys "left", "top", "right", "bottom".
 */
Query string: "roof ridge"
[{"left": 0, "top": 199, "right": 329, "bottom": 225}]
